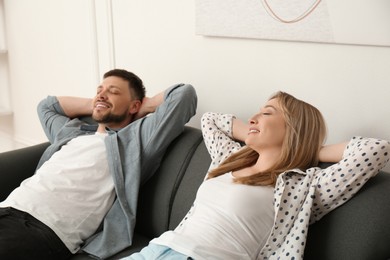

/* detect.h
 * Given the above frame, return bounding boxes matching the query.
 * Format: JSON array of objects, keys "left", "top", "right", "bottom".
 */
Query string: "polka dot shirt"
[{"left": 201, "top": 112, "right": 390, "bottom": 260}]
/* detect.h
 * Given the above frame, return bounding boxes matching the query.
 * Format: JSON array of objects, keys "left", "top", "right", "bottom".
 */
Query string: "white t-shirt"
[
  {"left": 0, "top": 132, "right": 115, "bottom": 253},
  {"left": 151, "top": 172, "right": 275, "bottom": 260}
]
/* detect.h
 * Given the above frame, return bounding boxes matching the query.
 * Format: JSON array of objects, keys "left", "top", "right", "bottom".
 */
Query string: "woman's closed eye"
[{"left": 261, "top": 111, "right": 272, "bottom": 115}]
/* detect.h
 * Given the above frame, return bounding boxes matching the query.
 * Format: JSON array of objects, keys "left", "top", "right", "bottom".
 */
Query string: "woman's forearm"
[
  {"left": 232, "top": 118, "right": 250, "bottom": 143},
  {"left": 318, "top": 141, "right": 349, "bottom": 163}
]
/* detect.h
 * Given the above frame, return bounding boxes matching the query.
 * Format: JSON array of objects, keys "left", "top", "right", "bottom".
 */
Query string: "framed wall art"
[{"left": 195, "top": 0, "right": 390, "bottom": 47}]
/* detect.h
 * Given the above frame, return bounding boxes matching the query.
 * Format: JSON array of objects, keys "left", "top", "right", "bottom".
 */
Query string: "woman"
[{"left": 126, "top": 91, "right": 390, "bottom": 260}]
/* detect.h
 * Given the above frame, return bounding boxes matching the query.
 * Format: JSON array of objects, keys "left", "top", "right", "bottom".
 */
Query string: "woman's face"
[{"left": 245, "top": 98, "right": 286, "bottom": 153}]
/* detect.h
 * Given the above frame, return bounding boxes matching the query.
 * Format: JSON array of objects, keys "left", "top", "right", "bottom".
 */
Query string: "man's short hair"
[{"left": 103, "top": 69, "right": 146, "bottom": 100}]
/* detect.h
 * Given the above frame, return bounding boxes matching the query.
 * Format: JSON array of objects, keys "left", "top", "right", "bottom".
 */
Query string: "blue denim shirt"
[{"left": 36, "top": 84, "right": 197, "bottom": 259}]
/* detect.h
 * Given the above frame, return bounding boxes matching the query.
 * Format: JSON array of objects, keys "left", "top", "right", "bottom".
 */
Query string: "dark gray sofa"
[{"left": 1, "top": 126, "right": 389, "bottom": 260}]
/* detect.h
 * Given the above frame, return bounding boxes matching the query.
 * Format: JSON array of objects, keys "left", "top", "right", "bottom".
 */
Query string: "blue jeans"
[{"left": 124, "top": 243, "right": 193, "bottom": 260}]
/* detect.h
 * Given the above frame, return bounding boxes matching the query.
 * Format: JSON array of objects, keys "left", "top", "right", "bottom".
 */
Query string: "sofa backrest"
[
  {"left": 304, "top": 170, "right": 390, "bottom": 259},
  {"left": 0, "top": 142, "right": 50, "bottom": 201},
  {"left": 135, "top": 126, "right": 211, "bottom": 238}
]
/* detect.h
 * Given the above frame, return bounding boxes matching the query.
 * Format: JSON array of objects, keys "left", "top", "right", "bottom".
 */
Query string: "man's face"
[{"left": 92, "top": 76, "right": 139, "bottom": 129}]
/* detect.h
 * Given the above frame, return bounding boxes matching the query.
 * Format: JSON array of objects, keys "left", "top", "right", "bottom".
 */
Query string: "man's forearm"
[
  {"left": 57, "top": 96, "right": 93, "bottom": 119},
  {"left": 143, "top": 92, "right": 164, "bottom": 114},
  {"left": 134, "top": 91, "right": 165, "bottom": 120}
]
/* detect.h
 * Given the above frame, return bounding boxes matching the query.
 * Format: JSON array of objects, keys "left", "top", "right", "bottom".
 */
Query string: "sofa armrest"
[{"left": 0, "top": 142, "right": 49, "bottom": 201}]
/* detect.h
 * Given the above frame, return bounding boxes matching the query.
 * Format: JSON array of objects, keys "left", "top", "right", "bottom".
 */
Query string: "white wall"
[
  {"left": 112, "top": 1, "right": 390, "bottom": 157},
  {"left": 3, "top": 0, "right": 390, "bottom": 170},
  {"left": 4, "top": 0, "right": 100, "bottom": 144}
]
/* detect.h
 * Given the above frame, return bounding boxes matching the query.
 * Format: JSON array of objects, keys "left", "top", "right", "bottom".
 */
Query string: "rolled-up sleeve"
[
  {"left": 201, "top": 112, "right": 242, "bottom": 171},
  {"left": 37, "top": 96, "right": 70, "bottom": 143},
  {"left": 139, "top": 84, "right": 197, "bottom": 155},
  {"left": 310, "top": 136, "right": 390, "bottom": 222}
]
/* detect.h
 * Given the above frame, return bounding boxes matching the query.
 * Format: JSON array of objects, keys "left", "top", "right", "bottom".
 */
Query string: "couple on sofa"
[{"left": 0, "top": 69, "right": 389, "bottom": 260}]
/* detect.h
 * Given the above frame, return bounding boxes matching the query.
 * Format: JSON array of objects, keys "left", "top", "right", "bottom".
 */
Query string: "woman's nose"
[{"left": 249, "top": 117, "right": 257, "bottom": 125}]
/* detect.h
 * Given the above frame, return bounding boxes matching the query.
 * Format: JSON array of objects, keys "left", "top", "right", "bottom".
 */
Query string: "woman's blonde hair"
[{"left": 207, "top": 91, "right": 327, "bottom": 186}]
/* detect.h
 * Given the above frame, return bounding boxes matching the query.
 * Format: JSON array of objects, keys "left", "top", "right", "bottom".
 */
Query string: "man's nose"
[{"left": 97, "top": 89, "right": 108, "bottom": 99}]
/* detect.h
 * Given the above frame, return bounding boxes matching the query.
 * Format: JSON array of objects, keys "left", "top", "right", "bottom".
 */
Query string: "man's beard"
[{"left": 93, "top": 111, "right": 128, "bottom": 124}]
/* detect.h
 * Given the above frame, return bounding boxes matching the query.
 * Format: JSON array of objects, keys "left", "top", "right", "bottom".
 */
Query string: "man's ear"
[{"left": 129, "top": 100, "right": 142, "bottom": 114}]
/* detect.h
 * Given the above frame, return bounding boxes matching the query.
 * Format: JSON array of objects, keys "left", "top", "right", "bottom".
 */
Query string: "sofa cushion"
[
  {"left": 134, "top": 126, "right": 205, "bottom": 238},
  {"left": 169, "top": 140, "right": 211, "bottom": 230},
  {"left": 304, "top": 171, "right": 390, "bottom": 259},
  {"left": 0, "top": 142, "right": 49, "bottom": 201}
]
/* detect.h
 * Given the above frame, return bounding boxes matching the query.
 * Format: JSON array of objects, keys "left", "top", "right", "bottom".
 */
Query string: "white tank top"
[{"left": 152, "top": 172, "right": 275, "bottom": 260}]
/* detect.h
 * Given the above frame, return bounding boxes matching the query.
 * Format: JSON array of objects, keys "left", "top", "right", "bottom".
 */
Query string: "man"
[{"left": 0, "top": 69, "right": 197, "bottom": 259}]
